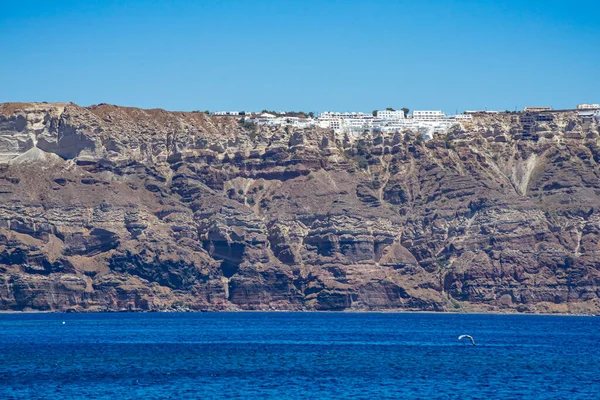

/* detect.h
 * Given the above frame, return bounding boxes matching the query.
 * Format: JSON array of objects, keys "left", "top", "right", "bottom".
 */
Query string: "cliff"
[{"left": 1, "top": 102, "right": 600, "bottom": 314}]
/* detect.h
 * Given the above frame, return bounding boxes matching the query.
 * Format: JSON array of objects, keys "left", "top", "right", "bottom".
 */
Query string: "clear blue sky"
[{"left": 1, "top": 0, "right": 599, "bottom": 114}]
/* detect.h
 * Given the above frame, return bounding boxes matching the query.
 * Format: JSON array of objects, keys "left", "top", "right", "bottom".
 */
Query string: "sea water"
[{"left": 0, "top": 312, "right": 598, "bottom": 399}]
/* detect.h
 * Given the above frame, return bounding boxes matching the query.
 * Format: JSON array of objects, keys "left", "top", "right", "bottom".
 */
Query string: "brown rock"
[{"left": 0, "top": 103, "right": 600, "bottom": 313}]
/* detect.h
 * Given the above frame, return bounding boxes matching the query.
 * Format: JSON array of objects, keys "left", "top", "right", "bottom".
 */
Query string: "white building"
[
  {"left": 412, "top": 110, "right": 445, "bottom": 120},
  {"left": 376, "top": 110, "right": 405, "bottom": 120},
  {"left": 524, "top": 106, "right": 552, "bottom": 112},
  {"left": 242, "top": 108, "right": 465, "bottom": 139},
  {"left": 464, "top": 110, "right": 500, "bottom": 114},
  {"left": 245, "top": 113, "right": 316, "bottom": 128},
  {"left": 317, "top": 111, "right": 374, "bottom": 132},
  {"left": 318, "top": 111, "right": 373, "bottom": 120},
  {"left": 317, "top": 112, "right": 340, "bottom": 130},
  {"left": 578, "top": 109, "right": 600, "bottom": 119},
  {"left": 454, "top": 114, "right": 473, "bottom": 121},
  {"left": 211, "top": 111, "right": 245, "bottom": 116},
  {"left": 577, "top": 104, "right": 600, "bottom": 110},
  {"left": 315, "top": 110, "right": 462, "bottom": 137}
]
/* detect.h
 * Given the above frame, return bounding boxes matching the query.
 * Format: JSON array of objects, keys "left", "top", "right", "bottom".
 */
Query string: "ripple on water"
[{"left": 0, "top": 312, "right": 598, "bottom": 399}]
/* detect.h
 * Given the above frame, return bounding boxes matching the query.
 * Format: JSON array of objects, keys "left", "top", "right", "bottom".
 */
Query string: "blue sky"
[{"left": 1, "top": 0, "right": 599, "bottom": 114}]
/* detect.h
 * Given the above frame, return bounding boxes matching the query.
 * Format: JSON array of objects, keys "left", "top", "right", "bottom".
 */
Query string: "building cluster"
[
  {"left": 524, "top": 104, "right": 600, "bottom": 120},
  {"left": 315, "top": 110, "right": 470, "bottom": 139},
  {"left": 233, "top": 109, "right": 474, "bottom": 139},
  {"left": 523, "top": 104, "right": 600, "bottom": 112},
  {"left": 466, "top": 104, "right": 599, "bottom": 114},
  {"left": 210, "top": 102, "right": 599, "bottom": 139},
  {"left": 246, "top": 112, "right": 316, "bottom": 129},
  {"left": 210, "top": 111, "right": 249, "bottom": 116}
]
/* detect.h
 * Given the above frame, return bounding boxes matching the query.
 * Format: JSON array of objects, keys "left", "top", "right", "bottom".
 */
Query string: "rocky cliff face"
[{"left": 1, "top": 102, "right": 600, "bottom": 313}]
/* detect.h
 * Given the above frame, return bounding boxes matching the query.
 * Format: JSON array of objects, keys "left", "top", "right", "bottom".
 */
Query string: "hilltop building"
[
  {"left": 315, "top": 109, "right": 460, "bottom": 139},
  {"left": 577, "top": 104, "right": 600, "bottom": 110},
  {"left": 524, "top": 106, "right": 552, "bottom": 112},
  {"left": 213, "top": 102, "right": 599, "bottom": 143},
  {"left": 412, "top": 110, "right": 445, "bottom": 120},
  {"left": 317, "top": 112, "right": 374, "bottom": 131},
  {"left": 245, "top": 112, "right": 316, "bottom": 129},
  {"left": 454, "top": 114, "right": 473, "bottom": 121},
  {"left": 376, "top": 110, "right": 405, "bottom": 120},
  {"left": 211, "top": 111, "right": 250, "bottom": 116},
  {"left": 577, "top": 109, "right": 600, "bottom": 120},
  {"left": 464, "top": 110, "right": 500, "bottom": 114}
]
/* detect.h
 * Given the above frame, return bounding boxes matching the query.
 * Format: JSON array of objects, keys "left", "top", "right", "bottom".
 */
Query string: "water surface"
[{"left": 0, "top": 312, "right": 598, "bottom": 399}]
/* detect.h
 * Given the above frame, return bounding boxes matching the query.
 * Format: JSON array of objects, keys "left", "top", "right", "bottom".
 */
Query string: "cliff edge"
[{"left": 1, "top": 102, "right": 599, "bottom": 313}]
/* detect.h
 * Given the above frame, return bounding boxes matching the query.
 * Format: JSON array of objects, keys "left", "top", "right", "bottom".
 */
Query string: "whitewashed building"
[
  {"left": 211, "top": 111, "right": 248, "bottom": 116},
  {"left": 376, "top": 110, "right": 405, "bottom": 120},
  {"left": 245, "top": 113, "right": 316, "bottom": 128},
  {"left": 454, "top": 114, "right": 473, "bottom": 121},
  {"left": 577, "top": 109, "right": 600, "bottom": 119},
  {"left": 316, "top": 110, "right": 460, "bottom": 137},
  {"left": 524, "top": 106, "right": 552, "bottom": 112},
  {"left": 240, "top": 108, "right": 468, "bottom": 139},
  {"left": 464, "top": 110, "right": 500, "bottom": 114},
  {"left": 317, "top": 112, "right": 374, "bottom": 132},
  {"left": 577, "top": 104, "right": 600, "bottom": 110},
  {"left": 412, "top": 110, "right": 445, "bottom": 120}
]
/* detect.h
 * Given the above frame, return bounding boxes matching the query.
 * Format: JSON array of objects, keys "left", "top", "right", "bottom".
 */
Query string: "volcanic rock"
[{"left": 0, "top": 102, "right": 599, "bottom": 314}]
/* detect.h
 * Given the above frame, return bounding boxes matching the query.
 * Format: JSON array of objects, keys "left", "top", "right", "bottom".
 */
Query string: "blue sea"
[{"left": 0, "top": 312, "right": 599, "bottom": 399}]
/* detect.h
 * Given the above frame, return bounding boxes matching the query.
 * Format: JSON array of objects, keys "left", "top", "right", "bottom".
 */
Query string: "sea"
[{"left": 0, "top": 312, "right": 598, "bottom": 399}]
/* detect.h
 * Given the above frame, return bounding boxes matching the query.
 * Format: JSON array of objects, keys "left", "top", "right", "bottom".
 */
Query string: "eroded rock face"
[{"left": 1, "top": 102, "right": 600, "bottom": 313}]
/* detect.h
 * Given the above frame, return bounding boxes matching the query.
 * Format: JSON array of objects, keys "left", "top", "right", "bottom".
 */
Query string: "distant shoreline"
[{"left": 0, "top": 309, "right": 595, "bottom": 317}]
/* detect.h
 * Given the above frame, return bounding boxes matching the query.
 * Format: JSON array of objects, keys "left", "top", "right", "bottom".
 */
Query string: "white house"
[
  {"left": 577, "top": 104, "right": 600, "bottom": 110},
  {"left": 211, "top": 111, "right": 248, "bottom": 116},
  {"left": 317, "top": 111, "right": 374, "bottom": 131},
  {"left": 376, "top": 110, "right": 405, "bottom": 120},
  {"left": 454, "top": 114, "right": 473, "bottom": 121},
  {"left": 412, "top": 110, "right": 445, "bottom": 120},
  {"left": 524, "top": 106, "right": 552, "bottom": 112},
  {"left": 464, "top": 110, "right": 501, "bottom": 114},
  {"left": 578, "top": 109, "right": 600, "bottom": 119}
]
